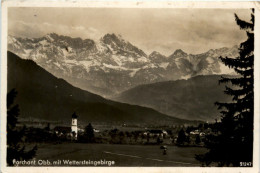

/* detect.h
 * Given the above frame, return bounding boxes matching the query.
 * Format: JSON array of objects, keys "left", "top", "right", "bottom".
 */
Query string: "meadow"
[{"left": 30, "top": 143, "right": 207, "bottom": 167}]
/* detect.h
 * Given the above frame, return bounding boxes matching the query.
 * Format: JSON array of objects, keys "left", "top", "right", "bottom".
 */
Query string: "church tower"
[{"left": 71, "top": 112, "right": 78, "bottom": 140}]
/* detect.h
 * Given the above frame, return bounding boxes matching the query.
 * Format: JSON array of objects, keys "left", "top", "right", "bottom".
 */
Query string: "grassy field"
[{"left": 28, "top": 143, "right": 207, "bottom": 167}]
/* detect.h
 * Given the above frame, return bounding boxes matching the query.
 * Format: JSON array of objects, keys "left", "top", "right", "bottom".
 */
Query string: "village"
[{"left": 18, "top": 112, "right": 218, "bottom": 147}]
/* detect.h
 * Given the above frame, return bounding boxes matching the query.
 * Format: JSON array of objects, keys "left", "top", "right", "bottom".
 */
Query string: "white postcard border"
[{"left": 1, "top": 1, "right": 259, "bottom": 173}]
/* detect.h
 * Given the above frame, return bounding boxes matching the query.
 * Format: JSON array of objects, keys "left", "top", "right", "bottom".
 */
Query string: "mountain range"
[
  {"left": 8, "top": 33, "right": 238, "bottom": 97},
  {"left": 8, "top": 51, "right": 200, "bottom": 126}
]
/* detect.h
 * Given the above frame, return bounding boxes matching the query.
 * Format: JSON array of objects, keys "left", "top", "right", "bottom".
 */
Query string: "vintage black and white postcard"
[{"left": 1, "top": 1, "right": 259, "bottom": 173}]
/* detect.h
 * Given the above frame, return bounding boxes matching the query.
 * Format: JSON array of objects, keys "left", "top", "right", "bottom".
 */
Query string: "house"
[
  {"left": 144, "top": 130, "right": 168, "bottom": 137},
  {"left": 54, "top": 126, "right": 72, "bottom": 138},
  {"left": 94, "top": 129, "right": 100, "bottom": 133},
  {"left": 190, "top": 130, "right": 200, "bottom": 135}
]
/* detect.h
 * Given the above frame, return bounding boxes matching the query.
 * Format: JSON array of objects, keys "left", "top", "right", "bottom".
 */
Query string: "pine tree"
[
  {"left": 7, "top": 89, "right": 37, "bottom": 166},
  {"left": 195, "top": 135, "right": 201, "bottom": 145},
  {"left": 85, "top": 123, "right": 94, "bottom": 142},
  {"left": 196, "top": 9, "right": 254, "bottom": 166},
  {"left": 176, "top": 128, "right": 186, "bottom": 145}
]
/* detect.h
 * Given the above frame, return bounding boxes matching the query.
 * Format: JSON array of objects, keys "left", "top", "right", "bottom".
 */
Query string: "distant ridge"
[{"left": 113, "top": 75, "right": 233, "bottom": 122}]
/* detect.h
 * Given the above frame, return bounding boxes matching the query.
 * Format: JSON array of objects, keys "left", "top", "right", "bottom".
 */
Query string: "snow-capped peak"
[
  {"left": 149, "top": 51, "right": 162, "bottom": 57},
  {"left": 44, "top": 34, "right": 55, "bottom": 42},
  {"left": 172, "top": 49, "right": 187, "bottom": 57}
]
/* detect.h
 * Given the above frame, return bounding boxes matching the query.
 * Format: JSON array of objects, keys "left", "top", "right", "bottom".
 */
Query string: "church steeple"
[{"left": 71, "top": 112, "right": 78, "bottom": 140}]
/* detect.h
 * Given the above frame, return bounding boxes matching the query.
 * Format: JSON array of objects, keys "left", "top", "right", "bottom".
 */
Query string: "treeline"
[{"left": 19, "top": 123, "right": 181, "bottom": 145}]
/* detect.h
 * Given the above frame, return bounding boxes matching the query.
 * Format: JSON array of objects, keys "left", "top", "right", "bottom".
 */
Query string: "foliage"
[
  {"left": 85, "top": 123, "right": 95, "bottom": 143},
  {"left": 118, "top": 131, "right": 126, "bottom": 144},
  {"left": 156, "top": 137, "right": 163, "bottom": 144},
  {"left": 24, "top": 127, "right": 56, "bottom": 143},
  {"left": 196, "top": 9, "right": 254, "bottom": 166},
  {"left": 7, "top": 89, "right": 37, "bottom": 166},
  {"left": 176, "top": 129, "right": 187, "bottom": 145},
  {"left": 195, "top": 135, "right": 201, "bottom": 145}
]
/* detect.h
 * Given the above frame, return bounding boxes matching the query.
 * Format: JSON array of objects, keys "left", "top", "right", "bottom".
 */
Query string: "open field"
[{"left": 26, "top": 143, "right": 207, "bottom": 167}]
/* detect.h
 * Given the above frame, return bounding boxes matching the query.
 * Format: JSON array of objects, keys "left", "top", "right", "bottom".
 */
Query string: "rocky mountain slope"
[
  {"left": 8, "top": 33, "right": 238, "bottom": 97},
  {"left": 8, "top": 51, "right": 199, "bottom": 125}
]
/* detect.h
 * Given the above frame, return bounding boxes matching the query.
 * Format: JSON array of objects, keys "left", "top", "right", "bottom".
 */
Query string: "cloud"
[
  {"left": 71, "top": 26, "right": 85, "bottom": 30},
  {"left": 9, "top": 20, "right": 103, "bottom": 41},
  {"left": 8, "top": 8, "right": 251, "bottom": 54}
]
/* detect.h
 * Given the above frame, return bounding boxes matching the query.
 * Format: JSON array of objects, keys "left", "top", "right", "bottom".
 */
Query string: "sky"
[{"left": 8, "top": 8, "right": 252, "bottom": 55}]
